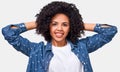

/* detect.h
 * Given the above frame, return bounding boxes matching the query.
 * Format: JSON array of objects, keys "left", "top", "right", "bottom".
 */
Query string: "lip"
[{"left": 55, "top": 32, "right": 64, "bottom": 38}]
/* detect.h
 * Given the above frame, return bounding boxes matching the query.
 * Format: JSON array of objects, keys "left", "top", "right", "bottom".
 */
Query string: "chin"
[{"left": 54, "top": 38, "right": 65, "bottom": 42}]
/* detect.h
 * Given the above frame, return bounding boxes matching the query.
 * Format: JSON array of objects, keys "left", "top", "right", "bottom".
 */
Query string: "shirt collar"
[
  {"left": 45, "top": 40, "right": 78, "bottom": 51},
  {"left": 67, "top": 40, "right": 78, "bottom": 49},
  {"left": 45, "top": 42, "right": 52, "bottom": 51}
]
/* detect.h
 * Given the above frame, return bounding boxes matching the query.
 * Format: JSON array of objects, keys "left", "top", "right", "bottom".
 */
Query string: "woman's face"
[{"left": 50, "top": 13, "right": 70, "bottom": 46}]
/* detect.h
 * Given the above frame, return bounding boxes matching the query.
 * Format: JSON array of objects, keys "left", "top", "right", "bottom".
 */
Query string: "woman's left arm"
[
  {"left": 84, "top": 23, "right": 114, "bottom": 31},
  {"left": 84, "top": 23, "right": 96, "bottom": 31},
  {"left": 82, "top": 23, "right": 118, "bottom": 53}
]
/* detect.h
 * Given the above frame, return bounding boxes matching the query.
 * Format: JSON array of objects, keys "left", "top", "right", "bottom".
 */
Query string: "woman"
[{"left": 2, "top": 1, "right": 117, "bottom": 72}]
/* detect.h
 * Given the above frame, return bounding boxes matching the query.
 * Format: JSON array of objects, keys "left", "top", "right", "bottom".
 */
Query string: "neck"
[{"left": 52, "top": 40, "right": 67, "bottom": 47}]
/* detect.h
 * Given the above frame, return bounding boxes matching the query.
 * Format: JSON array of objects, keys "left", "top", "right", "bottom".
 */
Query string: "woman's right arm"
[
  {"left": 2, "top": 22, "right": 40, "bottom": 57},
  {"left": 11, "top": 21, "right": 36, "bottom": 30}
]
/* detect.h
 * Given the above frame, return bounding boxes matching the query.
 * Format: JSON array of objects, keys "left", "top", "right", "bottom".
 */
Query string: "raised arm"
[
  {"left": 84, "top": 23, "right": 96, "bottom": 31},
  {"left": 2, "top": 22, "right": 40, "bottom": 56},
  {"left": 81, "top": 23, "right": 117, "bottom": 53},
  {"left": 11, "top": 21, "right": 36, "bottom": 30},
  {"left": 84, "top": 23, "right": 111, "bottom": 31},
  {"left": 24, "top": 21, "right": 37, "bottom": 30}
]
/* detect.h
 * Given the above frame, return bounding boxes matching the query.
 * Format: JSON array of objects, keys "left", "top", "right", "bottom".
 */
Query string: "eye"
[
  {"left": 63, "top": 23, "right": 69, "bottom": 27},
  {"left": 51, "top": 22, "right": 57, "bottom": 26}
]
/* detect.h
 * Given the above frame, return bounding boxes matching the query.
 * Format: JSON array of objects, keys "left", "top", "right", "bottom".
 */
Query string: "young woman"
[{"left": 2, "top": 1, "right": 117, "bottom": 72}]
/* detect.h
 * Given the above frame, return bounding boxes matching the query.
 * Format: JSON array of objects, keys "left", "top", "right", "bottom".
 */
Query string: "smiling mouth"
[{"left": 55, "top": 33, "right": 64, "bottom": 38}]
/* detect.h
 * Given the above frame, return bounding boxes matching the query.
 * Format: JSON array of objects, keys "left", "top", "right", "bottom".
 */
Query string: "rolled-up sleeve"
[
  {"left": 2, "top": 23, "right": 37, "bottom": 56},
  {"left": 81, "top": 24, "right": 117, "bottom": 53}
]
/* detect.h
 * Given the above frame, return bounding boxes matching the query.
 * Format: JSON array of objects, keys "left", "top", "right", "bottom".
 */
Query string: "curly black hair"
[{"left": 36, "top": 1, "right": 85, "bottom": 43}]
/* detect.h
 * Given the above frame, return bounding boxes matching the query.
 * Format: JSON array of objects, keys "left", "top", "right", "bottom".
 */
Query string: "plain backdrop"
[{"left": 0, "top": 0, "right": 120, "bottom": 72}]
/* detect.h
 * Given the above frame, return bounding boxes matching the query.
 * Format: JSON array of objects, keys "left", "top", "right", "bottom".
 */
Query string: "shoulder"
[{"left": 30, "top": 41, "right": 45, "bottom": 55}]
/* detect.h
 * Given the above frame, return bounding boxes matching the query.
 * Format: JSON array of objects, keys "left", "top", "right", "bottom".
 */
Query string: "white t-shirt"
[{"left": 48, "top": 42, "right": 84, "bottom": 72}]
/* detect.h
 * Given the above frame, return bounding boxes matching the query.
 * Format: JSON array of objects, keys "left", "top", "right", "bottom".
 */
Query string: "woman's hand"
[
  {"left": 25, "top": 21, "right": 37, "bottom": 30},
  {"left": 84, "top": 23, "right": 96, "bottom": 31}
]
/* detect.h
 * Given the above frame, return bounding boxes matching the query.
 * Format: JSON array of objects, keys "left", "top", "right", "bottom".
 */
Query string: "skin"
[{"left": 49, "top": 13, "right": 70, "bottom": 47}]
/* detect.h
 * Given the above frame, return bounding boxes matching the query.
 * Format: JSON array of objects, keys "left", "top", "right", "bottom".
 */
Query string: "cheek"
[
  {"left": 67, "top": 27, "right": 70, "bottom": 33},
  {"left": 64, "top": 28, "right": 70, "bottom": 35},
  {"left": 50, "top": 27, "right": 55, "bottom": 35}
]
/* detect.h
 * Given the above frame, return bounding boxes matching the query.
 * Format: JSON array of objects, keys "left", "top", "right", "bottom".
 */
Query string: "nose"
[{"left": 57, "top": 25, "right": 62, "bottom": 30}]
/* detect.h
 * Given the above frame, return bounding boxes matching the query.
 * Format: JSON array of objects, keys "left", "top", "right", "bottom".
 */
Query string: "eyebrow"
[{"left": 51, "top": 21, "right": 69, "bottom": 23}]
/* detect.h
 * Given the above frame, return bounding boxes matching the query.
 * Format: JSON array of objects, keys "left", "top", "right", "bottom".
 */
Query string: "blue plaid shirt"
[{"left": 2, "top": 23, "right": 117, "bottom": 72}]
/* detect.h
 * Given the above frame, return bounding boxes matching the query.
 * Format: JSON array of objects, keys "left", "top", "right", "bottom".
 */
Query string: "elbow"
[
  {"left": 102, "top": 25, "right": 118, "bottom": 42},
  {"left": 2, "top": 25, "right": 16, "bottom": 40},
  {"left": 110, "top": 26, "right": 118, "bottom": 36},
  {"left": 106, "top": 26, "right": 118, "bottom": 40},
  {"left": 2, "top": 26, "right": 10, "bottom": 40},
  {"left": 113, "top": 26, "right": 118, "bottom": 34},
  {"left": 2, "top": 26, "right": 8, "bottom": 37}
]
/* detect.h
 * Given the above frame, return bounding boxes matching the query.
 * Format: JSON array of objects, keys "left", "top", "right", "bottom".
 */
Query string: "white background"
[{"left": 0, "top": 0, "right": 120, "bottom": 72}]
